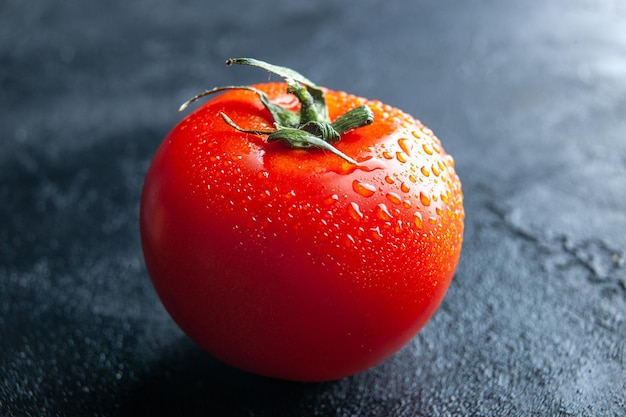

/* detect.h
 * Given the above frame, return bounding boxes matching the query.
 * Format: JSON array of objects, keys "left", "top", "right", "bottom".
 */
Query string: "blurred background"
[{"left": 2, "top": 0, "right": 625, "bottom": 416}]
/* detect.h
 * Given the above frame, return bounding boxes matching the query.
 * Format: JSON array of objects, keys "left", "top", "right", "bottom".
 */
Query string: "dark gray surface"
[{"left": 2, "top": 0, "right": 625, "bottom": 416}]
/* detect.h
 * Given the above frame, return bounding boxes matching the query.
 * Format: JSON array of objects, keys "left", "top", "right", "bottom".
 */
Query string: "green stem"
[
  {"left": 220, "top": 112, "right": 275, "bottom": 135},
  {"left": 332, "top": 105, "right": 374, "bottom": 135},
  {"left": 180, "top": 58, "right": 374, "bottom": 165},
  {"left": 287, "top": 80, "right": 326, "bottom": 124},
  {"left": 267, "top": 128, "right": 359, "bottom": 165}
]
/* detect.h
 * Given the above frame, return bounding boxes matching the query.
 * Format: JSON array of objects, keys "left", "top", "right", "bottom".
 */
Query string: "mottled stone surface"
[{"left": 1, "top": 0, "right": 625, "bottom": 415}]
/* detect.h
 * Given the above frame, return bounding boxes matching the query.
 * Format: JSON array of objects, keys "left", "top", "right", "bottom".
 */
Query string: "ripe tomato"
[{"left": 140, "top": 59, "right": 464, "bottom": 381}]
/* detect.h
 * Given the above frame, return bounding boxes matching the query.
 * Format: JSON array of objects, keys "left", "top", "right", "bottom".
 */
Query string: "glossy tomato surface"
[{"left": 140, "top": 82, "right": 464, "bottom": 381}]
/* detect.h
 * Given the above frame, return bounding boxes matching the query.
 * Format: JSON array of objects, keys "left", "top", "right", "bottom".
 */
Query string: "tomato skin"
[{"left": 140, "top": 83, "right": 464, "bottom": 381}]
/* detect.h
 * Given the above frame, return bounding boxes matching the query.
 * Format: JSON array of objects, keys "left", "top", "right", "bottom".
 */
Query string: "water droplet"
[
  {"left": 352, "top": 180, "right": 376, "bottom": 197},
  {"left": 384, "top": 176, "right": 395, "bottom": 184},
  {"left": 397, "top": 138, "right": 412, "bottom": 155},
  {"left": 357, "top": 157, "right": 387, "bottom": 172},
  {"left": 400, "top": 182, "right": 410, "bottom": 193},
  {"left": 421, "top": 126, "right": 433, "bottom": 136},
  {"left": 329, "top": 156, "right": 386, "bottom": 175},
  {"left": 431, "top": 163, "right": 441, "bottom": 177},
  {"left": 395, "top": 220, "right": 404, "bottom": 233},
  {"left": 347, "top": 202, "right": 364, "bottom": 221},
  {"left": 403, "top": 200, "right": 412, "bottom": 208},
  {"left": 382, "top": 151, "right": 393, "bottom": 160},
  {"left": 409, "top": 175, "right": 417, "bottom": 183},
  {"left": 396, "top": 152, "right": 407, "bottom": 163},
  {"left": 386, "top": 192, "right": 402, "bottom": 205},
  {"left": 413, "top": 212, "right": 423, "bottom": 229},
  {"left": 420, "top": 192, "right": 431, "bottom": 206},
  {"left": 436, "top": 207, "right": 444, "bottom": 217},
  {"left": 370, "top": 227, "right": 383, "bottom": 240},
  {"left": 324, "top": 194, "right": 339, "bottom": 205},
  {"left": 422, "top": 143, "right": 434, "bottom": 155},
  {"left": 257, "top": 171, "right": 269, "bottom": 180},
  {"left": 420, "top": 166, "right": 430, "bottom": 177},
  {"left": 375, "top": 203, "right": 393, "bottom": 221}
]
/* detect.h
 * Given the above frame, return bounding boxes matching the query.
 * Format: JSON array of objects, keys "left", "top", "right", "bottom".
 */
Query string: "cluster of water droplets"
[
  {"left": 186, "top": 92, "right": 464, "bottom": 285},
  {"left": 347, "top": 133, "right": 457, "bottom": 231}
]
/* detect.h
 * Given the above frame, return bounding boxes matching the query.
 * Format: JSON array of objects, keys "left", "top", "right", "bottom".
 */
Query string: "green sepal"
[
  {"left": 179, "top": 58, "right": 375, "bottom": 165},
  {"left": 228, "top": 58, "right": 329, "bottom": 123},
  {"left": 219, "top": 112, "right": 275, "bottom": 135},
  {"left": 179, "top": 85, "right": 299, "bottom": 128},
  {"left": 267, "top": 128, "right": 358, "bottom": 165},
  {"left": 300, "top": 121, "right": 340, "bottom": 144},
  {"left": 331, "top": 105, "right": 374, "bottom": 135}
]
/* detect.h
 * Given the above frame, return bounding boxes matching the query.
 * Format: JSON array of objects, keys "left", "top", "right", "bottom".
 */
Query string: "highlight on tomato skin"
[{"left": 140, "top": 58, "right": 464, "bottom": 382}]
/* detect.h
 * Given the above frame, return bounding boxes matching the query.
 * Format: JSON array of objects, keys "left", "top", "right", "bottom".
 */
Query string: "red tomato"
[{"left": 140, "top": 59, "right": 464, "bottom": 381}]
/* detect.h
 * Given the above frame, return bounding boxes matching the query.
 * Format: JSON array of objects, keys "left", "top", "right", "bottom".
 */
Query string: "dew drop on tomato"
[
  {"left": 395, "top": 152, "right": 407, "bottom": 163},
  {"left": 370, "top": 226, "right": 383, "bottom": 240},
  {"left": 431, "top": 163, "right": 442, "bottom": 177},
  {"left": 397, "top": 137, "right": 412, "bottom": 155},
  {"left": 422, "top": 143, "right": 434, "bottom": 155},
  {"left": 347, "top": 202, "right": 364, "bottom": 221},
  {"left": 356, "top": 157, "right": 387, "bottom": 172},
  {"left": 385, "top": 192, "right": 402, "bottom": 205},
  {"left": 413, "top": 212, "right": 423, "bottom": 229},
  {"left": 375, "top": 203, "right": 393, "bottom": 221},
  {"left": 344, "top": 233, "right": 356, "bottom": 248},
  {"left": 324, "top": 194, "right": 339, "bottom": 205},
  {"left": 352, "top": 180, "right": 376, "bottom": 197}
]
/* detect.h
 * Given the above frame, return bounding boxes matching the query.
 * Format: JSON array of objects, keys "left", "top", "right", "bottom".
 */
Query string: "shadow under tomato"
[{"left": 118, "top": 336, "right": 336, "bottom": 417}]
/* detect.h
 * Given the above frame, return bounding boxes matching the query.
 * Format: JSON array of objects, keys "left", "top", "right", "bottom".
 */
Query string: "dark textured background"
[{"left": 2, "top": 0, "right": 625, "bottom": 416}]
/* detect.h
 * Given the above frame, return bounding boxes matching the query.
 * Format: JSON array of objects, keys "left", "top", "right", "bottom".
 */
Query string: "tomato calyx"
[{"left": 179, "top": 58, "right": 374, "bottom": 165}]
